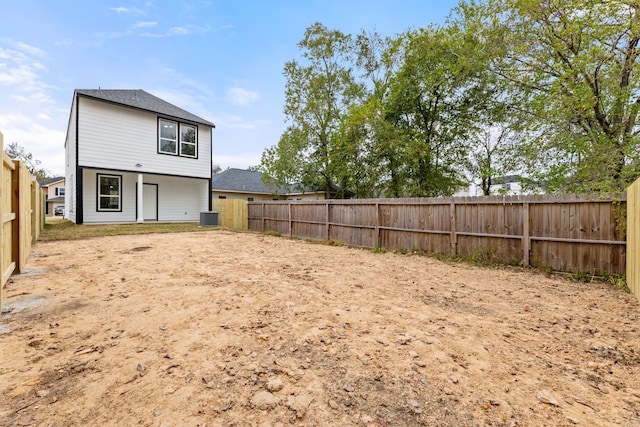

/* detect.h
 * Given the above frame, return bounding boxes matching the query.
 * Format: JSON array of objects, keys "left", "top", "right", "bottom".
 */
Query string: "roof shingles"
[{"left": 75, "top": 89, "right": 214, "bottom": 127}]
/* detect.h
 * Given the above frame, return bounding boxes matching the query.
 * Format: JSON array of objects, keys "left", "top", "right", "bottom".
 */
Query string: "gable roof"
[
  {"left": 211, "top": 168, "right": 317, "bottom": 195},
  {"left": 38, "top": 176, "right": 65, "bottom": 186},
  {"left": 75, "top": 89, "right": 215, "bottom": 127}
]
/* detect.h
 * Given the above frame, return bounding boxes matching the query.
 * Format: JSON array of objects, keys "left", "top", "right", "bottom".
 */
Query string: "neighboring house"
[
  {"left": 211, "top": 168, "right": 324, "bottom": 201},
  {"left": 64, "top": 89, "right": 215, "bottom": 224},
  {"left": 39, "top": 176, "right": 65, "bottom": 215},
  {"left": 455, "top": 175, "right": 541, "bottom": 197}
]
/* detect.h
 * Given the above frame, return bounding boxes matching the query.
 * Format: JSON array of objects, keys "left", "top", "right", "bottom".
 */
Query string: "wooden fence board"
[
  {"left": 0, "top": 132, "right": 45, "bottom": 310},
  {"left": 212, "top": 199, "right": 248, "bottom": 230},
  {"left": 628, "top": 179, "right": 640, "bottom": 299},
  {"left": 249, "top": 195, "right": 627, "bottom": 277}
]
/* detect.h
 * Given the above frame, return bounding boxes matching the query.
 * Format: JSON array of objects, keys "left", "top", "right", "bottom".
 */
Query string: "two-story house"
[
  {"left": 39, "top": 176, "right": 65, "bottom": 215},
  {"left": 64, "top": 89, "right": 215, "bottom": 224}
]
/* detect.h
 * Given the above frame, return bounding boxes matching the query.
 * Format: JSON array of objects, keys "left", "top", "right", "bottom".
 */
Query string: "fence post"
[
  {"left": 288, "top": 202, "right": 292, "bottom": 237},
  {"left": 261, "top": 202, "right": 265, "bottom": 232},
  {"left": 326, "top": 202, "right": 330, "bottom": 240},
  {"left": 523, "top": 202, "right": 530, "bottom": 266},
  {"left": 11, "top": 161, "right": 20, "bottom": 274},
  {"left": 450, "top": 202, "right": 457, "bottom": 255},
  {"left": 375, "top": 202, "right": 380, "bottom": 248},
  {"left": 0, "top": 131, "right": 3, "bottom": 311}
]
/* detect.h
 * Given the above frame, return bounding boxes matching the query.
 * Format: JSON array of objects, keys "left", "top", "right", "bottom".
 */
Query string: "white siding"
[
  {"left": 65, "top": 97, "right": 78, "bottom": 223},
  {"left": 82, "top": 169, "right": 209, "bottom": 223},
  {"left": 77, "top": 97, "right": 212, "bottom": 179},
  {"left": 152, "top": 175, "right": 209, "bottom": 221}
]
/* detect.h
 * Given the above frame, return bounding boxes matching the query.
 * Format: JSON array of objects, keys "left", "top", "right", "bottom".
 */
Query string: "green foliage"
[
  {"left": 458, "top": 0, "right": 640, "bottom": 193},
  {"left": 606, "top": 275, "right": 630, "bottom": 293},
  {"left": 261, "top": 23, "right": 363, "bottom": 198},
  {"left": 265, "top": 0, "right": 640, "bottom": 198}
]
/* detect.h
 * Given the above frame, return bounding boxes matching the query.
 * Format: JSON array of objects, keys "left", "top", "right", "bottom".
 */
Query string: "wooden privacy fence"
[
  {"left": 248, "top": 194, "right": 626, "bottom": 276},
  {"left": 628, "top": 178, "right": 640, "bottom": 299},
  {"left": 212, "top": 199, "right": 248, "bottom": 230},
  {"left": 0, "top": 131, "right": 44, "bottom": 310}
]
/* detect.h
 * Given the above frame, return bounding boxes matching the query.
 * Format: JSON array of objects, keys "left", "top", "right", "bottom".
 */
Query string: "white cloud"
[
  {"left": 168, "top": 27, "right": 189, "bottom": 36},
  {"left": 10, "top": 92, "right": 54, "bottom": 104},
  {"left": 0, "top": 39, "right": 63, "bottom": 174},
  {"left": 110, "top": 6, "right": 144, "bottom": 15},
  {"left": 0, "top": 113, "right": 66, "bottom": 175},
  {"left": 225, "top": 87, "right": 260, "bottom": 107},
  {"left": 0, "top": 46, "right": 52, "bottom": 93},
  {"left": 142, "top": 24, "right": 212, "bottom": 38},
  {"left": 0, "top": 38, "right": 46, "bottom": 57},
  {"left": 132, "top": 21, "right": 157, "bottom": 29}
]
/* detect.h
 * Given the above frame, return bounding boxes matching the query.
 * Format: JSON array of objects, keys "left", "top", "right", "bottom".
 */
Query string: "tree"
[
  {"left": 4, "top": 142, "right": 51, "bottom": 180},
  {"left": 261, "top": 23, "right": 363, "bottom": 198},
  {"left": 459, "top": 0, "right": 640, "bottom": 193},
  {"left": 382, "top": 26, "right": 485, "bottom": 196}
]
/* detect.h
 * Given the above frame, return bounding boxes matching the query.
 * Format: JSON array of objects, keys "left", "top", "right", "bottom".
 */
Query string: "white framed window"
[
  {"left": 159, "top": 119, "right": 178, "bottom": 155},
  {"left": 97, "top": 174, "right": 121, "bottom": 211},
  {"left": 55, "top": 187, "right": 65, "bottom": 196},
  {"left": 159, "top": 119, "right": 198, "bottom": 158},
  {"left": 180, "top": 124, "right": 197, "bottom": 157}
]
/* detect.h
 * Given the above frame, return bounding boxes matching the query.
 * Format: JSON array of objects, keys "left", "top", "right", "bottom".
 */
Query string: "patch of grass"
[
  {"left": 265, "top": 230, "right": 282, "bottom": 237},
  {"left": 371, "top": 246, "right": 387, "bottom": 254},
  {"left": 569, "top": 271, "right": 594, "bottom": 283},
  {"left": 40, "top": 220, "right": 218, "bottom": 242},
  {"left": 566, "top": 271, "right": 630, "bottom": 293},
  {"left": 606, "top": 275, "right": 630, "bottom": 293}
]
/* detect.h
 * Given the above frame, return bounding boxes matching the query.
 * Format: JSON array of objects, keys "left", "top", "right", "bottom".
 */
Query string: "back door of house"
[{"left": 143, "top": 183, "right": 158, "bottom": 221}]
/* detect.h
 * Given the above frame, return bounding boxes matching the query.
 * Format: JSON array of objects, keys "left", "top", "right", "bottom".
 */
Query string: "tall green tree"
[
  {"left": 335, "top": 30, "right": 404, "bottom": 198},
  {"left": 261, "top": 23, "right": 363, "bottom": 198},
  {"left": 383, "top": 26, "right": 485, "bottom": 196},
  {"left": 459, "top": 0, "right": 640, "bottom": 192}
]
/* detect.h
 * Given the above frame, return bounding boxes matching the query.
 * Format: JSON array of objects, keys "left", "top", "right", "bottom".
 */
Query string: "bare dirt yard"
[{"left": 1, "top": 230, "right": 640, "bottom": 427}]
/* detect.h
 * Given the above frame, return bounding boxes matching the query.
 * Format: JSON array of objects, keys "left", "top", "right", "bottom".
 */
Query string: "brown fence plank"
[{"left": 249, "top": 195, "right": 627, "bottom": 276}]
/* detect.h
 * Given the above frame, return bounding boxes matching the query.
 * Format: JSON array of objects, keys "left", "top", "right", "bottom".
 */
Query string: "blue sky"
[{"left": 0, "top": 0, "right": 459, "bottom": 176}]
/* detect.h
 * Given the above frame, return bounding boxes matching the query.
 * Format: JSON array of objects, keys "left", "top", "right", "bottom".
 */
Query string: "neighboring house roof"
[
  {"left": 211, "top": 168, "right": 316, "bottom": 195},
  {"left": 492, "top": 175, "right": 522, "bottom": 185},
  {"left": 39, "top": 176, "right": 65, "bottom": 186},
  {"left": 75, "top": 89, "right": 215, "bottom": 128},
  {"left": 46, "top": 196, "right": 65, "bottom": 203}
]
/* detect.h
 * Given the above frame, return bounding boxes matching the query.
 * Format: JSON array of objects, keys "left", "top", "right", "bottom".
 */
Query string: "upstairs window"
[
  {"left": 159, "top": 120, "right": 177, "bottom": 155},
  {"left": 159, "top": 119, "right": 198, "bottom": 158},
  {"left": 55, "top": 187, "right": 65, "bottom": 196},
  {"left": 180, "top": 124, "right": 197, "bottom": 157}
]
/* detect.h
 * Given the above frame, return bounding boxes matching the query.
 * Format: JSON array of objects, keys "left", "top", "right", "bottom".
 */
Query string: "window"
[
  {"left": 97, "top": 174, "right": 121, "bottom": 211},
  {"left": 159, "top": 119, "right": 178, "bottom": 155},
  {"left": 218, "top": 195, "right": 226, "bottom": 199},
  {"left": 159, "top": 119, "right": 198, "bottom": 158},
  {"left": 247, "top": 197, "right": 254, "bottom": 202},
  {"left": 180, "top": 124, "right": 197, "bottom": 157},
  {"left": 55, "top": 187, "right": 65, "bottom": 196}
]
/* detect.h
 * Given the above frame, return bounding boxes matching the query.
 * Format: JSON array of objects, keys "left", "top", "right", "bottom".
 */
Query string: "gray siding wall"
[{"left": 77, "top": 97, "right": 212, "bottom": 179}]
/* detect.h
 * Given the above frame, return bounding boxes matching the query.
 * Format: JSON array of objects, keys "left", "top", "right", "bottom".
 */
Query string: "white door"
[{"left": 143, "top": 183, "right": 158, "bottom": 221}]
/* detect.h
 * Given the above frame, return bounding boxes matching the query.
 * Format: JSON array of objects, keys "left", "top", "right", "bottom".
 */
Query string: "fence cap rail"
[{"left": 249, "top": 193, "right": 626, "bottom": 206}]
